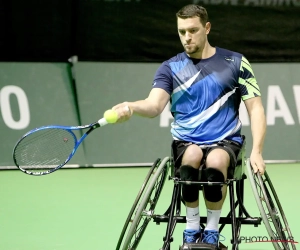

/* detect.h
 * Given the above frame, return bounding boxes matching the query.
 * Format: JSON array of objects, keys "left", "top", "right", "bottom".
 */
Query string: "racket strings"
[{"left": 14, "top": 128, "right": 76, "bottom": 172}]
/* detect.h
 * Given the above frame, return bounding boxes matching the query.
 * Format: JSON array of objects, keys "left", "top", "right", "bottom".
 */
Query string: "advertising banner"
[{"left": 2, "top": 62, "right": 299, "bottom": 167}]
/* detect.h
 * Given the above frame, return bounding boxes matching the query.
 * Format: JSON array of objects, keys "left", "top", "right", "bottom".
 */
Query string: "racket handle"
[
  {"left": 98, "top": 109, "right": 118, "bottom": 126},
  {"left": 98, "top": 118, "right": 108, "bottom": 126}
]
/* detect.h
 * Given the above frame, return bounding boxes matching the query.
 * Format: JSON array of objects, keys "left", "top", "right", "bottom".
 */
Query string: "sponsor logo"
[{"left": 225, "top": 57, "right": 234, "bottom": 62}]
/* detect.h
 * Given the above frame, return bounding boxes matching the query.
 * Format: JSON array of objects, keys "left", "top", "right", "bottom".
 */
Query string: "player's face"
[{"left": 177, "top": 17, "right": 210, "bottom": 57}]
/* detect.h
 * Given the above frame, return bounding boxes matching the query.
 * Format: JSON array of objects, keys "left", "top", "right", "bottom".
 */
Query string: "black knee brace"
[
  {"left": 203, "top": 168, "right": 225, "bottom": 203},
  {"left": 180, "top": 165, "right": 199, "bottom": 203}
]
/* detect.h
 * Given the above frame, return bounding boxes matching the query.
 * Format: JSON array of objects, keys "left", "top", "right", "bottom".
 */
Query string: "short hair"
[{"left": 176, "top": 4, "right": 208, "bottom": 27}]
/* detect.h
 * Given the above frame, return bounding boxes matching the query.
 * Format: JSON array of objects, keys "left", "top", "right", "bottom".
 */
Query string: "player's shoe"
[
  {"left": 183, "top": 229, "right": 202, "bottom": 243},
  {"left": 201, "top": 230, "right": 225, "bottom": 245}
]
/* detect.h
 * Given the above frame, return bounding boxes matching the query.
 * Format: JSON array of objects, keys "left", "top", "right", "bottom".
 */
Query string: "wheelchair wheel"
[
  {"left": 246, "top": 159, "right": 296, "bottom": 250},
  {"left": 117, "top": 157, "right": 170, "bottom": 250}
]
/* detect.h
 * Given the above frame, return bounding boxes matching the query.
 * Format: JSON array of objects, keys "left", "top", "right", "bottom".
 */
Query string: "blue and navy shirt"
[{"left": 153, "top": 47, "right": 261, "bottom": 145}]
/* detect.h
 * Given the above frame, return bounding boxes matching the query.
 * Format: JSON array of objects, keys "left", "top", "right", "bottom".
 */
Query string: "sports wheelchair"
[{"left": 116, "top": 137, "right": 296, "bottom": 250}]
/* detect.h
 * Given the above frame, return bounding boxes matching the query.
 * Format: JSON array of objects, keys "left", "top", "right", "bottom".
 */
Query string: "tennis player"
[{"left": 112, "top": 4, "right": 266, "bottom": 247}]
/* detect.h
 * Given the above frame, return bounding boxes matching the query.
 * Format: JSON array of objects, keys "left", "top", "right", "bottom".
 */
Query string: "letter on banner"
[
  {"left": 0, "top": 85, "right": 30, "bottom": 130},
  {"left": 293, "top": 85, "right": 300, "bottom": 124},
  {"left": 266, "top": 85, "right": 294, "bottom": 125},
  {"left": 160, "top": 102, "right": 173, "bottom": 127}
]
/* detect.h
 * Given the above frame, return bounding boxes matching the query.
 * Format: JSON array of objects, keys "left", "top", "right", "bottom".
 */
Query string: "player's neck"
[
  {"left": 201, "top": 44, "right": 216, "bottom": 59},
  {"left": 188, "top": 43, "right": 216, "bottom": 60}
]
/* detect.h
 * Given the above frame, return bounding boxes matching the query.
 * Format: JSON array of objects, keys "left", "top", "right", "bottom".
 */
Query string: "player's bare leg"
[
  {"left": 181, "top": 145, "right": 203, "bottom": 243},
  {"left": 202, "top": 148, "right": 229, "bottom": 245}
]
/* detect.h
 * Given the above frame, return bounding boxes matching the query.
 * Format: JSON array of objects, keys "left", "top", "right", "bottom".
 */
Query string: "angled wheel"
[
  {"left": 246, "top": 159, "right": 296, "bottom": 250},
  {"left": 116, "top": 158, "right": 161, "bottom": 250},
  {"left": 116, "top": 157, "right": 170, "bottom": 250}
]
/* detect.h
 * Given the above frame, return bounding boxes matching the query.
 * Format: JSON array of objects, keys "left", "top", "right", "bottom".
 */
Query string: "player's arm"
[
  {"left": 238, "top": 55, "right": 266, "bottom": 174},
  {"left": 112, "top": 88, "right": 170, "bottom": 122},
  {"left": 244, "top": 96, "right": 267, "bottom": 174}
]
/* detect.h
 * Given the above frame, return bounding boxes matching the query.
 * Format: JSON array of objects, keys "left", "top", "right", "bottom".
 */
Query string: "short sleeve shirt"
[{"left": 152, "top": 47, "right": 261, "bottom": 144}]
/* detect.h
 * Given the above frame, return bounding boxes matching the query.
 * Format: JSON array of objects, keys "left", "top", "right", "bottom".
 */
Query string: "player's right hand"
[{"left": 112, "top": 102, "right": 133, "bottom": 123}]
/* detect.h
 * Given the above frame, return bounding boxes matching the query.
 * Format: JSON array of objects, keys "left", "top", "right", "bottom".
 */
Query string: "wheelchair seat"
[{"left": 170, "top": 135, "right": 246, "bottom": 185}]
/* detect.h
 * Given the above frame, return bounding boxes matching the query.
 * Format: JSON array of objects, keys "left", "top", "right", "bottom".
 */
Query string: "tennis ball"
[{"left": 104, "top": 109, "right": 118, "bottom": 123}]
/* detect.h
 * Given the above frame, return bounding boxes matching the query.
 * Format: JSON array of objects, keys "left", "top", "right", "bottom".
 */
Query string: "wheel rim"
[
  {"left": 260, "top": 172, "right": 297, "bottom": 250},
  {"left": 246, "top": 159, "right": 296, "bottom": 250},
  {"left": 122, "top": 157, "right": 170, "bottom": 250},
  {"left": 116, "top": 159, "right": 161, "bottom": 250}
]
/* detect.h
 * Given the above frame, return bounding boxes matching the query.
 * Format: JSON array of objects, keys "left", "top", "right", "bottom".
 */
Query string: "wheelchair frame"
[{"left": 116, "top": 140, "right": 297, "bottom": 250}]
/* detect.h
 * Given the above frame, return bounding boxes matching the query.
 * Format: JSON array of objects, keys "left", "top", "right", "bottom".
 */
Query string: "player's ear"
[{"left": 205, "top": 22, "right": 211, "bottom": 35}]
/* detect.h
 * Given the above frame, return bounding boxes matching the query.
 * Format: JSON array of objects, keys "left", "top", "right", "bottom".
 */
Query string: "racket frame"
[{"left": 13, "top": 118, "right": 108, "bottom": 176}]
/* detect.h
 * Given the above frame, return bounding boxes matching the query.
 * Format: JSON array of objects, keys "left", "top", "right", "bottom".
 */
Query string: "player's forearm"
[
  {"left": 249, "top": 106, "right": 266, "bottom": 154},
  {"left": 128, "top": 99, "right": 163, "bottom": 118}
]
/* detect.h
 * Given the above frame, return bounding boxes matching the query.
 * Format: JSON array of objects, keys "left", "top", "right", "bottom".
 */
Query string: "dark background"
[{"left": 1, "top": 0, "right": 299, "bottom": 62}]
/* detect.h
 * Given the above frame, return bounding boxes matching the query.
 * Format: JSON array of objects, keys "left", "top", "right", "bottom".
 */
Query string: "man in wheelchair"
[
  {"left": 173, "top": 138, "right": 245, "bottom": 246},
  {"left": 111, "top": 3, "right": 267, "bottom": 249}
]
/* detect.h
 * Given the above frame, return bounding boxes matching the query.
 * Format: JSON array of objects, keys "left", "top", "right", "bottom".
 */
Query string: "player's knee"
[
  {"left": 180, "top": 165, "right": 199, "bottom": 202},
  {"left": 182, "top": 145, "right": 203, "bottom": 167},
  {"left": 203, "top": 168, "right": 225, "bottom": 202}
]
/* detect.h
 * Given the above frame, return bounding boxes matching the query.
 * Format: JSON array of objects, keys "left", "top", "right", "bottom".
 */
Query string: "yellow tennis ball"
[{"left": 104, "top": 110, "right": 118, "bottom": 123}]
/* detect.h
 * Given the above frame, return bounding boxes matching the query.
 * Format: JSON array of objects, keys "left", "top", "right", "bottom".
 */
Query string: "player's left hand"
[{"left": 250, "top": 152, "right": 266, "bottom": 175}]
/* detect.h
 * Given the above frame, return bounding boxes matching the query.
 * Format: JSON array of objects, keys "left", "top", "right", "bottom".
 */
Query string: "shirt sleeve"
[
  {"left": 238, "top": 56, "right": 261, "bottom": 101},
  {"left": 152, "top": 61, "right": 173, "bottom": 95}
]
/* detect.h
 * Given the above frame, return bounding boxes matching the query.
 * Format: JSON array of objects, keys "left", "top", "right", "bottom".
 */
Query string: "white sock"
[
  {"left": 186, "top": 206, "right": 200, "bottom": 230},
  {"left": 205, "top": 209, "right": 221, "bottom": 231}
]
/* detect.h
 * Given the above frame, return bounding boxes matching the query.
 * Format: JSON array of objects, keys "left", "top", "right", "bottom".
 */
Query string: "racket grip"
[
  {"left": 98, "top": 118, "right": 108, "bottom": 126},
  {"left": 103, "top": 109, "right": 118, "bottom": 124},
  {"left": 98, "top": 109, "right": 118, "bottom": 125}
]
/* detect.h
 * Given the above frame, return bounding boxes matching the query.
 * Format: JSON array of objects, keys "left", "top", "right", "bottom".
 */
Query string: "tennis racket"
[{"left": 12, "top": 109, "right": 118, "bottom": 176}]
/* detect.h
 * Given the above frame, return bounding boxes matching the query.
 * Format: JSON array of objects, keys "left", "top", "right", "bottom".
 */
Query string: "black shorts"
[{"left": 171, "top": 138, "right": 243, "bottom": 176}]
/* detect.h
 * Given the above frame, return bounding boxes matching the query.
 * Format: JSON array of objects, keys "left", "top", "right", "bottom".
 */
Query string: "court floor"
[{"left": 0, "top": 163, "right": 299, "bottom": 250}]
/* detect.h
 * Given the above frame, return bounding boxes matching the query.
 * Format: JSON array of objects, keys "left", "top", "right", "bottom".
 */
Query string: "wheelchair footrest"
[{"left": 179, "top": 242, "right": 227, "bottom": 250}]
